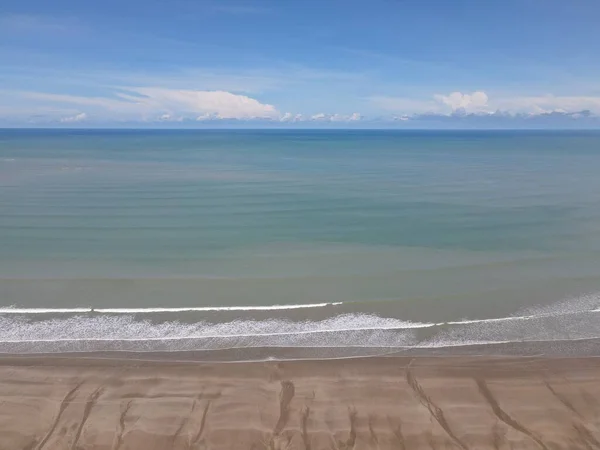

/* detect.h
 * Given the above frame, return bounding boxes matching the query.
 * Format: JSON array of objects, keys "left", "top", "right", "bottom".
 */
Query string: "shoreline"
[
  {"left": 1, "top": 354, "right": 599, "bottom": 449},
  {"left": 1, "top": 336, "right": 599, "bottom": 362}
]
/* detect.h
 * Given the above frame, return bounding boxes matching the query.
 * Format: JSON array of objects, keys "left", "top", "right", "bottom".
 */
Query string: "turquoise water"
[{"left": 1, "top": 129, "right": 600, "bottom": 355}]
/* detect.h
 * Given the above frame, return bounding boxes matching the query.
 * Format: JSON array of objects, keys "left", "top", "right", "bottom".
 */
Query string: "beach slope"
[{"left": 0, "top": 355, "right": 598, "bottom": 449}]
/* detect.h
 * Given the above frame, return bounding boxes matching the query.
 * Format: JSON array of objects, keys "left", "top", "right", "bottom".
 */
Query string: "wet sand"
[{"left": 0, "top": 355, "right": 599, "bottom": 450}]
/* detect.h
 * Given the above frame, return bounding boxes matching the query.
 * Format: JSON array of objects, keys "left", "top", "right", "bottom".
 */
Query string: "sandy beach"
[{"left": 0, "top": 355, "right": 598, "bottom": 450}]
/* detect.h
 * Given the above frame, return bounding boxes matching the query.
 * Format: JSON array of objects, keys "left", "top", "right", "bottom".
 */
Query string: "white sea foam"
[
  {"left": 0, "top": 294, "right": 599, "bottom": 355},
  {"left": 95, "top": 303, "right": 344, "bottom": 312},
  {"left": 0, "top": 314, "right": 422, "bottom": 353},
  {"left": 0, "top": 302, "right": 344, "bottom": 314},
  {"left": 0, "top": 307, "right": 92, "bottom": 314},
  {"left": 423, "top": 293, "right": 600, "bottom": 349},
  {"left": 442, "top": 292, "right": 600, "bottom": 326},
  {"left": 445, "top": 314, "right": 545, "bottom": 325},
  {"left": 416, "top": 339, "right": 513, "bottom": 349},
  {"left": 0, "top": 314, "right": 433, "bottom": 342}
]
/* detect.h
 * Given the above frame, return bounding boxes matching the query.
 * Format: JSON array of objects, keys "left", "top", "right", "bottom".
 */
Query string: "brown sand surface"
[{"left": 0, "top": 355, "right": 599, "bottom": 449}]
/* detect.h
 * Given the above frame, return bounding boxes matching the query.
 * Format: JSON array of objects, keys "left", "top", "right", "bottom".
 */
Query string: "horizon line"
[{"left": 3, "top": 127, "right": 600, "bottom": 132}]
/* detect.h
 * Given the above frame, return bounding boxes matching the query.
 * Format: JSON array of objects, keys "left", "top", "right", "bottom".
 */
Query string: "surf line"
[{"left": 0, "top": 302, "right": 344, "bottom": 314}]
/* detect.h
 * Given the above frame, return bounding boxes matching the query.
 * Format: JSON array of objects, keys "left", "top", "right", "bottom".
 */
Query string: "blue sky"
[{"left": 2, "top": 0, "right": 600, "bottom": 127}]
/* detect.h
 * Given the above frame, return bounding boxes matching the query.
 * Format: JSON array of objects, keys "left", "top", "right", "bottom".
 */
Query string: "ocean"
[{"left": 1, "top": 129, "right": 600, "bottom": 358}]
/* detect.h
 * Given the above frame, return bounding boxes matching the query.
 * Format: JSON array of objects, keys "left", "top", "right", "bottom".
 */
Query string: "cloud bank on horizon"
[{"left": 1, "top": 0, "right": 600, "bottom": 128}]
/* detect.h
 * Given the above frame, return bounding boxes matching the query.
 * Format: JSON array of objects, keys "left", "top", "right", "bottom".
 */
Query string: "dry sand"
[{"left": 0, "top": 355, "right": 599, "bottom": 449}]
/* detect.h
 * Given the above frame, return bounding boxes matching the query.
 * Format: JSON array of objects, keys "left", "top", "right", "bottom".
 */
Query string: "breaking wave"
[
  {"left": 0, "top": 314, "right": 423, "bottom": 354},
  {"left": 0, "top": 302, "right": 343, "bottom": 314},
  {"left": 0, "top": 293, "right": 599, "bottom": 356}
]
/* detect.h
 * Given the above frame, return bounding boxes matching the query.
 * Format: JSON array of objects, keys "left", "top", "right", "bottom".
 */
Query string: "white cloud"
[
  {"left": 59, "top": 112, "right": 87, "bottom": 123},
  {"left": 309, "top": 112, "right": 362, "bottom": 122},
  {"left": 8, "top": 83, "right": 600, "bottom": 127},
  {"left": 7, "top": 87, "right": 368, "bottom": 125},
  {"left": 279, "top": 113, "right": 305, "bottom": 122},
  {"left": 493, "top": 95, "right": 600, "bottom": 115},
  {"left": 24, "top": 92, "right": 119, "bottom": 108},
  {"left": 280, "top": 112, "right": 296, "bottom": 122},
  {"left": 373, "top": 91, "right": 490, "bottom": 115},
  {"left": 372, "top": 91, "right": 600, "bottom": 116},
  {"left": 158, "top": 113, "right": 184, "bottom": 122},
  {"left": 196, "top": 113, "right": 217, "bottom": 121},
  {"left": 130, "top": 88, "right": 279, "bottom": 119},
  {"left": 433, "top": 91, "right": 489, "bottom": 112},
  {"left": 22, "top": 88, "right": 279, "bottom": 121}
]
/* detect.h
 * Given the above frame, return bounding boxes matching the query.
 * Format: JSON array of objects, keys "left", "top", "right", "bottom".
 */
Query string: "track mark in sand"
[
  {"left": 190, "top": 401, "right": 212, "bottom": 448},
  {"left": 579, "top": 388, "right": 600, "bottom": 418},
  {"left": 425, "top": 430, "right": 438, "bottom": 450},
  {"left": 405, "top": 368, "right": 468, "bottom": 450},
  {"left": 112, "top": 400, "right": 133, "bottom": 450},
  {"left": 332, "top": 407, "right": 358, "bottom": 450},
  {"left": 346, "top": 407, "right": 357, "bottom": 450},
  {"left": 368, "top": 415, "right": 379, "bottom": 447},
  {"left": 475, "top": 379, "right": 548, "bottom": 450},
  {"left": 169, "top": 400, "right": 197, "bottom": 448},
  {"left": 273, "top": 381, "right": 295, "bottom": 435},
  {"left": 543, "top": 380, "right": 583, "bottom": 418},
  {"left": 22, "top": 439, "right": 38, "bottom": 450},
  {"left": 572, "top": 422, "right": 600, "bottom": 449},
  {"left": 35, "top": 381, "right": 84, "bottom": 450},
  {"left": 268, "top": 363, "right": 283, "bottom": 383},
  {"left": 387, "top": 417, "right": 405, "bottom": 450},
  {"left": 300, "top": 407, "right": 311, "bottom": 450},
  {"left": 70, "top": 387, "right": 104, "bottom": 450},
  {"left": 490, "top": 422, "right": 506, "bottom": 450}
]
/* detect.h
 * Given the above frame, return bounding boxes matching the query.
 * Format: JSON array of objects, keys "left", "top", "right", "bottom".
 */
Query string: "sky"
[{"left": 1, "top": 0, "right": 600, "bottom": 128}]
